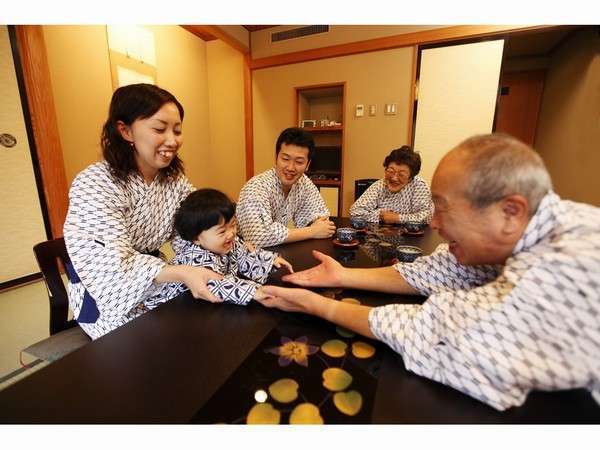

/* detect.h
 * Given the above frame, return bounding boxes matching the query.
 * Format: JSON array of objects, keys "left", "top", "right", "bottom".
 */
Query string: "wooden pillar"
[{"left": 15, "top": 25, "right": 68, "bottom": 238}]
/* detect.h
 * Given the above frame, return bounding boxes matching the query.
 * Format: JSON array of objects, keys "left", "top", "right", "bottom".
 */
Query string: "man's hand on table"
[{"left": 310, "top": 217, "right": 336, "bottom": 239}]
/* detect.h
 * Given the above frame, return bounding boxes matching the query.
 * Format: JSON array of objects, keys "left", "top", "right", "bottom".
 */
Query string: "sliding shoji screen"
[{"left": 413, "top": 39, "right": 504, "bottom": 183}]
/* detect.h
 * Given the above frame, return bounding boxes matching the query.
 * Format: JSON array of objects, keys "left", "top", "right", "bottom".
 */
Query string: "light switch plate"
[
  {"left": 369, "top": 104, "right": 377, "bottom": 116},
  {"left": 355, "top": 104, "right": 364, "bottom": 117},
  {"left": 384, "top": 103, "right": 397, "bottom": 115}
]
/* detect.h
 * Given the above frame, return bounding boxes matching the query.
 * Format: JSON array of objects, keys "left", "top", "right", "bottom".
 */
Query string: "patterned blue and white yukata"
[
  {"left": 368, "top": 191, "right": 600, "bottom": 410},
  {"left": 236, "top": 168, "right": 330, "bottom": 248},
  {"left": 63, "top": 161, "right": 194, "bottom": 340},
  {"left": 146, "top": 236, "right": 277, "bottom": 308},
  {"left": 349, "top": 177, "right": 434, "bottom": 224}
]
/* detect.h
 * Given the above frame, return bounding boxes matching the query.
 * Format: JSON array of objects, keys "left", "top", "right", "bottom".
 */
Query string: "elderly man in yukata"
[{"left": 257, "top": 133, "right": 600, "bottom": 411}]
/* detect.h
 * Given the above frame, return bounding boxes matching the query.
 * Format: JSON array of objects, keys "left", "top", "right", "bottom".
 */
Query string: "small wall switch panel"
[
  {"left": 368, "top": 104, "right": 377, "bottom": 116},
  {"left": 355, "top": 104, "right": 364, "bottom": 117},
  {"left": 384, "top": 103, "right": 397, "bottom": 115}
]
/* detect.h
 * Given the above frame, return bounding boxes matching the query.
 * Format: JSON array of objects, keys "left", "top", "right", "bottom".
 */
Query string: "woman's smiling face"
[
  {"left": 384, "top": 162, "right": 411, "bottom": 193},
  {"left": 120, "top": 101, "right": 183, "bottom": 183}
]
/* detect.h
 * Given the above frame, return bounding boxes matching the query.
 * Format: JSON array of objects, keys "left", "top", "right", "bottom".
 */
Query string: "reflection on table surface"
[
  {"left": 192, "top": 304, "right": 382, "bottom": 424},
  {"left": 0, "top": 219, "right": 598, "bottom": 424}
]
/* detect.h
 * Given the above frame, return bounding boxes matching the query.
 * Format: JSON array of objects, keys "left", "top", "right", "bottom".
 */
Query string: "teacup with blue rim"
[
  {"left": 396, "top": 245, "right": 423, "bottom": 262},
  {"left": 336, "top": 227, "right": 357, "bottom": 243},
  {"left": 349, "top": 217, "right": 367, "bottom": 230}
]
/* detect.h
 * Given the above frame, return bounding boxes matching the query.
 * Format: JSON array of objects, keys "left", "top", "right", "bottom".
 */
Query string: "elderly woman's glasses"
[{"left": 385, "top": 167, "right": 410, "bottom": 180}]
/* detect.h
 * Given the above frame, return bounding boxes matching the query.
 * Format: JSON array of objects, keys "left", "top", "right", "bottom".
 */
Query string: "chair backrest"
[
  {"left": 354, "top": 178, "right": 378, "bottom": 201},
  {"left": 33, "top": 237, "right": 77, "bottom": 335}
]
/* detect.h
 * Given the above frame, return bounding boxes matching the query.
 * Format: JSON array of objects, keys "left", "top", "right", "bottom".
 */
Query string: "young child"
[{"left": 146, "top": 188, "right": 292, "bottom": 307}]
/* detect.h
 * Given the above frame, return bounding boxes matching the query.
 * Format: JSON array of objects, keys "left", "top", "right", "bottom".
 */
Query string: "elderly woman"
[{"left": 349, "top": 146, "right": 434, "bottom": 224}]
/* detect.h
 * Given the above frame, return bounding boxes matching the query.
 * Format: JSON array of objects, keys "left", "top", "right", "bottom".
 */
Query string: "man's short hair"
[
  {"left": 383, "top": 145, "right": 422, "bottom": 179},
  {"left": 457, "top": 133, "right": 552, "bottom": 216},
  {"left": 275, "top": 127, "right": 316, "bottom": 161}
]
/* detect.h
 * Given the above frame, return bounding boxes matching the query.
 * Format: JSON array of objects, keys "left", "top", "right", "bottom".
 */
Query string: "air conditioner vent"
[{"left": 271, "top": 25, "right": 329, "bottom": 42}]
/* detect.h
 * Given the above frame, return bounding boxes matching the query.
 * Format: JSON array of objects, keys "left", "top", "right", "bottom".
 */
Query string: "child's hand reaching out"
[{"left": 273, "top": 256, "right": 294, "bottom": 274}]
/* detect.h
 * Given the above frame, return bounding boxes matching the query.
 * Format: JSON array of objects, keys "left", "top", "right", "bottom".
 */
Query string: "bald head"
[{"left": 435, "top": 133, "right": 552, "bottom": 216}]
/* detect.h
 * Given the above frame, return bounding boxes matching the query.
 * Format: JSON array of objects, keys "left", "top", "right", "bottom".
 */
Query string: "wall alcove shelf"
[{"left": 295, "top": 83, "right": 346, "bottom": 216}]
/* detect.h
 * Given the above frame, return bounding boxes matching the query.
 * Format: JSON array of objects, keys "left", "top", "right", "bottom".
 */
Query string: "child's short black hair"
[{"left": 174, "top": 189, "right": 236, "bottom": 242}]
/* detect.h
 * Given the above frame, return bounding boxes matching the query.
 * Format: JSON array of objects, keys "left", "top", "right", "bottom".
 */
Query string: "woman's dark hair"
[
  {"left": 174, "top": 189, "right": 236, "bottom": 242},
  {"left": 383, "top": 145, "right": 422, "bottom": 178},
  {"left": 275, "top": 127, "right": 315, "bottom": 161},
  {"left": 101, "top": 83, "right": 185, "bottom": 182}
]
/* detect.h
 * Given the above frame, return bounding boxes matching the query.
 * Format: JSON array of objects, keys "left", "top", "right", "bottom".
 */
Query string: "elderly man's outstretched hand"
[
  {"left": 281, "top": 250, "right": 344, "bottom": 287},
  {"left": 255, "top": 285, "right": 323, "bottom": 314}
]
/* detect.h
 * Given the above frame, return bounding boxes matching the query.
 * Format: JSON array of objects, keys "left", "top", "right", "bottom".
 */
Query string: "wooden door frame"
[{"left": 13, "top": 25, "right": 68, "bottom": 239}]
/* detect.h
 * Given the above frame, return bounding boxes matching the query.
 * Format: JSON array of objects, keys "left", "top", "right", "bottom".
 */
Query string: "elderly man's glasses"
[{"left": 385, "top": 167, "right": 410, "bottom": 180}]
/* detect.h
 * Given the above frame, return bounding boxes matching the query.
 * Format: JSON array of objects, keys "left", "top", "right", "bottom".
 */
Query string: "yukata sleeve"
[
  {"left": 399, "top": 179, "right": 434, "bottom": 224},
  {"left": 349, "top": 181, "right": 382, "bottom": 223},
  {"left": 233, "top": 239, "right": 277, "bottom": 283},
  {"left": 237, "top": 187, "right": 289, "bottom": 248},
  {"left": 63, "top": 170, "right": 166, "bottom": 320},
  {"left": 206, "top": 276, "right": 260, "bottom": 305},
  {"left": 395, "top": 244, "right": 500, "bottom": 295},
  {"left": 293, "top": 180, "right": 330, "bottom": 226},
  {"left": 368, "top": 280, "right": 531, "bottom": 411}
]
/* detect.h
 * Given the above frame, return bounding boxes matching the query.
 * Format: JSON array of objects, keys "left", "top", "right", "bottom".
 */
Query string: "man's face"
[
  {"left": 275, "top": 143, "right": 310, "bottom": 190},
  {"left": 430, "top": 151, "right": 510, "bottom": 266}
]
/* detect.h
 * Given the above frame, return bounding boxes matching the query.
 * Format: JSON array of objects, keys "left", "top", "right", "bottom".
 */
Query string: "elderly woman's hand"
[{"left": 379, "top": 210, "right": 400, "bottom": 224}]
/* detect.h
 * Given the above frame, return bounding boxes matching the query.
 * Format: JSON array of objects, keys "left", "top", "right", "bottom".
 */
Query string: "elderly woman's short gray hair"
[{"left": 456, "top": 133, "right": 552, "bottom": 216}]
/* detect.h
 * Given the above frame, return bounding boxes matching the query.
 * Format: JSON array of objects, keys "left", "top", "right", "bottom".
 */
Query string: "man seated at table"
[
  {"left": 257, "top": 133, "right": 600, "bottom": 411},
  {"left": 237, "top": 127, "right": 336, "bottom": 248}
]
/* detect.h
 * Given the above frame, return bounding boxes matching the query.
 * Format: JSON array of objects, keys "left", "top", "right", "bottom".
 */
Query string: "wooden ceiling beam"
[
  {"left": 249, "top": 25, "right": 558, "bottom": 70},
  {"left": 181, "top": 25, "right": 248, "bottom": 54}
]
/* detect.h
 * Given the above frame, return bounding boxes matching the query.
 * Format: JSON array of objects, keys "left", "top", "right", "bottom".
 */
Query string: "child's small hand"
[
  {"left": 244, "top": 241, "right": 257, "bottom": 252},
  {"left": 273, "top": 256, "right": 294, "bottom": 273},
  {"left": 254, "top": 286, "right": 269, "bottom": 301}
]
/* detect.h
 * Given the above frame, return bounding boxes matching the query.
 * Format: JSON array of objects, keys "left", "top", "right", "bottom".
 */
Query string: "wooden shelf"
[
  {"left": 296, "top": 82, "right": 346, "bottom": 216},
  {"left": 311, "top": 179, "right": 341, "bottom": 187},
  {"left": 301, "top": 125, "right": 343, "bottom": 132}
]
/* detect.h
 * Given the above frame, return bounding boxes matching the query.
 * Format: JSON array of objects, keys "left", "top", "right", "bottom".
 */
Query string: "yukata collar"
[
  {"left": 512, "top": 191, "right": 561, "bottom": 255},
  {"left": 128, "top": 169, "right": 159, "bottom": 189}
]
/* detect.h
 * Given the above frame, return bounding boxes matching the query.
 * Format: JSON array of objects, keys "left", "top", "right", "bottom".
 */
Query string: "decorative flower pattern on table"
[
  {"left": 265, "top": 336, "right": 319, "bottom": 367},
  {"left": 192, "top": 296, "right": 380, "bottom": 424},
  {"left": 247, "top": 297, "right": 377, "bottom": 423}
]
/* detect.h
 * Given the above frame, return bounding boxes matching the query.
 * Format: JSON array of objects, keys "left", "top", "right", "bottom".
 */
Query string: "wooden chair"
[
  {"left": 21, "top": 237, "right": 90, "bottom": 363},
  {"left": 354, "top": 178, "right": 378, "bottom": 201}
]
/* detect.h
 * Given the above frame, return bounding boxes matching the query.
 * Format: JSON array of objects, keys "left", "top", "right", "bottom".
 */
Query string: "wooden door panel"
[{"left": 495, "top": 70, "right": 545, "bottom": 146}]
